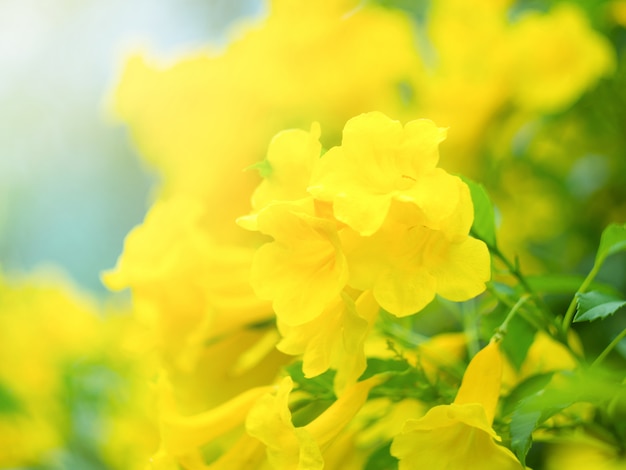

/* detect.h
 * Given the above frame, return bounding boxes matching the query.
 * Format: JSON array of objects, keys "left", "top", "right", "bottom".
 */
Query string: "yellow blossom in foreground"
[
  {"left": 342, "top": 201, "right": 490, "bottom": 316},
  {"left": 246, "top": 375, "right": 381, "bottom": 469},
  {"left": 250, "top": 124, "right": 322, "bottom": 213},
  {"left": 250, "top": 201, "right": 349, "bottom": 326},
  {"left": 309, "top": 112, "right": 454, "bottom": 236},
  {"left": 391, "top": 341, "right": 523, "bottom": 469},
  {"left": 277, "top": 290, "right": 379, "bottom": 393}
]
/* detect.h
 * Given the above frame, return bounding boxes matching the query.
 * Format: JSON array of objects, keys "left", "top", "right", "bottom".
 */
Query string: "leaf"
[
  {"left": 461, "top": 176, "right": 497, "bottom": 247},
  {"left": 359, "top": 357, "right": 411, "bottom": 381},
  {"left": 285, "top": 361, "right": 336, "bottom": 399},
  {"left": 525, "top": 274, "right": 622, "bottom": 296},
  {"left": 525, "top": 274, "right": 588, "bottom": 295},
  {"left": 574, "top": 291, "right": 626, "bottom": 323},
  {"left": 510, "top": 383, "right": 576, "bottom": 466},
  {"left": 364, "top": 442, "right": 398, "bottom": 470},
  {"left": 501, "top": 372, "right": 555, "bottom": 417},
  {"left": 0, "top": 381, "right": 22, "bottom": 415},
  {"left": 245, "top": 159, "right": 273, "bottom": 178},
  {"left": 595, "top": 223, "right": 626, "bottom": 267},
  {"left": 500, "top": 314, "right": 537, "bottom": 371}
]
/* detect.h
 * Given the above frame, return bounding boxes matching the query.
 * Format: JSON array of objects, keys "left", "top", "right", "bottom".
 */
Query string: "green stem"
[
  {"left": 493, "top": 295, "right": 529, "bottom": 341},
  {"left": 479, "top": 234, "right": 553, "bottom": 320},
  {"left": 562, "top": 262, "right": 601, "bottom": 331},
  {"left": 592, "top": 327, "right": 626, "bottom": 368}
]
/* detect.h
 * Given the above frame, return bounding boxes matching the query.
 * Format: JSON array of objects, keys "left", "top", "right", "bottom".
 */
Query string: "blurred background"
[{"left": 0, "top": 0, "right": 261, "bottom": 295}]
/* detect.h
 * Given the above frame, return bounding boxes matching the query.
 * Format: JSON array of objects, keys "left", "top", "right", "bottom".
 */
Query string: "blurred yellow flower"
[
  {"left": 508, "top": 3, "right": 615, "bottom": 113},
  {"left": 246, "top": 375, "right": 380, "bottom": 469}
]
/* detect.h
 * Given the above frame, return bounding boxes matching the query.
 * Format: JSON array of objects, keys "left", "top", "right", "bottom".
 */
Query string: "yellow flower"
[
  {"left": 103, "top": 196, "right": 273, "bottom": 371},
  {"left": 391, "top": 341, "right": 524, "bottom": 469},
  {"left": 309, "top": 112, "right": 458, "bottom": 237},
  {"left": 246, "top": 375, "right": 381, "bottom": 469},
  {"left": 250, "top": 201, "right": 349, "bottom": 326},
  {"left": 508, "top": 3, "right": 615, "bottom": 113},
  {"left": 113, "top": 2, "right": 420, "bottom": 242},
  {"left": 250, "top": 123, "right": 322, "bottom": 213},
  {"left": 149, "top": 373, "right": 273, "bottom": 469},
  {"left": 277, "top": 290, "right": 379, "bottom": 393},
  {"left": 545, "top": 432, "right": 626, "bottom": 470},
  {"left": 342, "top": 201, "right": 490, "bottom": 317}
]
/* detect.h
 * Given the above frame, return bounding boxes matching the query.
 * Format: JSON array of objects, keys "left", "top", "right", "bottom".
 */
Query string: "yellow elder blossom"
[
  {"left": 508, "top": 3, "right": 615, "bottom": 113},
  {"left": 277, "top": 290, "right": 379, "bottom": 394},
  {"left": 246, "top": 375, "right": 381, "bottom": 469},
  {"left": 104, "top": 196, "right": 273, "bottom": 372},
  {"left": 341, "top": 201, "right": 489, "bottom": 316},
  {"left": 391, "top": 341, "right": 523, "bottom": 469},
  {"left": 250, "top": 200, "right": 349, "bottom": 326},
  {"left": 309, "top": 112, "right": 454, "bottom": 237},
  {"left": 149, "top": 373, "right": 273, "bottom": 469},
  {"left": 113, "top": 1, "right": 419, "bottom": 242}
]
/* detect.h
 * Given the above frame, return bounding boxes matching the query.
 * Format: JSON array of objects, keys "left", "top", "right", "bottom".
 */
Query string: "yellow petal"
[{"left": 454, "top": 341, "right": 503, "bottom": 424}]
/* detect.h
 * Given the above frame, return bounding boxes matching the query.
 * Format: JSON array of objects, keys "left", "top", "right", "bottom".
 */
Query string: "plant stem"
[
  {"left": 592, "top": 327, "right": 626, "bottom": 368},
  {"left": 494, "top": 295, "right": 529, "bottom": 341},
  {"left": 562, "top": 262, "right": 601, "bottom": 331}
]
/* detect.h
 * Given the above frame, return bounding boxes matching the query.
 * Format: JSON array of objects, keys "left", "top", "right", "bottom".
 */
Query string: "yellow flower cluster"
[
  {"left": 3, "top": 0, "right": 624, "bottom": 468},
  {"left": 240, "top": 112, "right": 490, "bottom": 391}
]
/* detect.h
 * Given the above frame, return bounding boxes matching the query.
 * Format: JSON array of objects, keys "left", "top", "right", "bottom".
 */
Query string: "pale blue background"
[{"left": 0, "top": 0, "right": 261, "bottom": 295}]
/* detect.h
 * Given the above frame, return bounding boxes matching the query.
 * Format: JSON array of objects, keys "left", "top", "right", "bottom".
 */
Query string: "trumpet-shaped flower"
[
  {"left": 342, "top": 202, "right": 490, "bottom": 316},
  {"left": 250, "top": 201, "right": 349, "bottom": 326},
  {"left": 391, "top": 341, "right": 523, "bottom": 469},
  {"left": 246, "top": 375, "right": 380, "bottom": 469},
  {"left": 250, "top": 124, "right": 322, "bottom": 212},
  {"left": 508, "top": 3, "right": 615, "bottom": 113},
  {"left": 309, "top": 112, "right": 461, "bottom": 236},
  {"left": 150, "top": 373, "right": 273, "bottom": 469},
  {"left": 277, "top": 290, "right": 379, "bottom": 393}
]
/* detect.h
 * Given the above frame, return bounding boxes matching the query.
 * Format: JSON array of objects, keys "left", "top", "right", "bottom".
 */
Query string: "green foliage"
[
  {"left": 285, "top": 361, "right": 335, "bottom": 400},
  {"left": 364, "top": 442, "right": 398, "bottom": 470},
  {"left": 574, "top": 291, "right": 626, "bottom": 323},
  {"left": 285, "top": 361, "right": 336, "bottom": 427},
  {"left": 0, "top": 381, "right": 22, "bottom": 415},
  {"left": 501, "top": 372, "right": 555, "bottom": 417},
  {"left": 462, "top": 177, "right": 497, "bottom": 248},
  {"left": 595, "top": 223, "right": 626, "bottom": 268},
  {"left": 510, "top": 378, "right": 577, "bottom": 465},
  {"left": 246, "top": 159, "right": 273, "bottom": 178}
]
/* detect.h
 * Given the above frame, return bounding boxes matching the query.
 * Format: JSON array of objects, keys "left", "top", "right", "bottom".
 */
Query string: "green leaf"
[
  {"left": 364, "top": 442, "right": 398, "bottom": 470},
  {"left": 359, "top": 357, "right": 412, "bottom": 381},
  {"left": 290, "top": 398, "right": 335, "bottom": 427},
  {"left": 0, "top": 381, "right": 23, "bottom": 415},
  {"left": 501, "top": 372, "right": 555, "bottom": 417},
  {"left": 574, "top": 291, "right": 626, "bottom": 323},
  {"left": 285, "top": 361, "right": 336, "bottom": 399},
  {"left": 595, "top": 223, "right": 626, "bottom": 267},
  {"left": 245, "top": 159, "right": 273, "bottom": 178},
  {"left": 510, "top": 383, "right": 576, "bottom": 466},
  {"left": 525, "top": 274, "right": 622, "bottom": 296},
  {"left": 500, "top": 314, "right": 537, "bottom": 371},
  {"left": 461, "top": 176, "right": 497, "bottom": 247}
]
